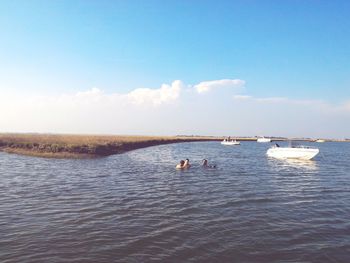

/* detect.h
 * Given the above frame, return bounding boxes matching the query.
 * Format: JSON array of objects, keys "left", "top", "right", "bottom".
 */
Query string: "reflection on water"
[
  {"left": 267, "top": 157, "right": 318, "bottom": 171},
  {"left": 0, "top": 141, "right": 350, "bottom": 263}
]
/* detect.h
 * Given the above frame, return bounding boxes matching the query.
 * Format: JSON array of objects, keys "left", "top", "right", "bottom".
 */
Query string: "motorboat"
[
  {"left": 257, "top": 137, "right": 271, "bottom": 143},
  {"left": 266, "top": 144, "right": 319, "bottom": 160},
  {"left": 315, "top": 139, "right": 326, "bottom": 143},
  {"left": 221, "top": 139, "right": 240, "bottom": 145}
]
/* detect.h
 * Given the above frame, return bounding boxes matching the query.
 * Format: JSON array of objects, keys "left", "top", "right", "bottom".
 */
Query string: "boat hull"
[
  {"left": 266, "top": 147, "right": 319, "bottom": 160},
  {"left": 221, "top": 141, "right": 240, "bottom": 145},
  {"left": 257, "top": 138, "right": 271, "bottom": 143}
]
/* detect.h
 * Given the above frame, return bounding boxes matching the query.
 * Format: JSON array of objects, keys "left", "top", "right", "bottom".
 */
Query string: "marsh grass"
[{"left": 0, "top": 133, "right": 221, "bottom": 158}]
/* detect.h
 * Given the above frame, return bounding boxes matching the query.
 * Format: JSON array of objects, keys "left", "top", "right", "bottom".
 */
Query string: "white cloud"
[
  {"left": 233, "top": 95, "right": 252, "bottom": 100},
  {"left": 0, "top": 80, "right": 185, "bottom": 134},
  {"left": 76, "top": 87, "right": 102, "bottom": 97},
  {"left": 233, "top": 95, "right": 334, "bottom": 112},
  {"left": 255, "top": 97, "right": 287, "bottom": 103},
  {"left": 0, "top": 78, "right": 349, "bottom": 138},
  {"left": 195, "top": 79, "right": 245, "bottom": 94},
  {"left": 234, "top": 95, "right": 289, "bottom": 103},
  {"left": 127, "top": 80, "right": 183, "bottom": 106}
]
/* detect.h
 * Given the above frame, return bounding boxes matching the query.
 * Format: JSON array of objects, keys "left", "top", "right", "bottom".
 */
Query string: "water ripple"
[{"left": 0, "top": 142, "right": 350, "bottom": 262}]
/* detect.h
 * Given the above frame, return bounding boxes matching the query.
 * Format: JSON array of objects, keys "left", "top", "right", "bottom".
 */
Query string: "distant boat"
[
  {"left": 257, "top": 137, "right": 271, "bottom": 143},
  {"left": 221, "top": 139, "right": 240, "bottom": 145},
  {"left": 315, "top": 139, "right": 326, "bottom": 143},
  {"left": 267, "top": 144, "right": 319, "bottom": 160}
]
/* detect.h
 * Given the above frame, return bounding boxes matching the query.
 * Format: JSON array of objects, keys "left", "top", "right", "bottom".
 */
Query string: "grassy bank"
[
  {"left": 0, "top": 134, "right": 222, "bottom": 159},
  {"left": 1, "top": 133, "right": 336, "bottom": 159}
]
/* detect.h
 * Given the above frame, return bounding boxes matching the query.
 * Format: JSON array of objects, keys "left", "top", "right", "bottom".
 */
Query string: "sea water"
[{"left": 0, "top": 141, "right": 349, "bottom": 262}]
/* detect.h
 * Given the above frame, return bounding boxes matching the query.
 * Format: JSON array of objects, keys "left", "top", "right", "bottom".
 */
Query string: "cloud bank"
[{"left": 0, "top": 78, "right": 349, "bottom": 138}]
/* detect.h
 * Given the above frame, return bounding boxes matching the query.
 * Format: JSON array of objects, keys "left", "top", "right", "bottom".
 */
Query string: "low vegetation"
[
  {"left": 2, "top": 133, "right": 334, "bottom": 159},
  {"left": 0, "top": 133, "right": 221, "bottom": 158}
]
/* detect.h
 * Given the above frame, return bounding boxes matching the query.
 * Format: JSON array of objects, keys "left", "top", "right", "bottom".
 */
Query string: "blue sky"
[{"left": 1, "top": 1, "right": 350, "bottom": 137}]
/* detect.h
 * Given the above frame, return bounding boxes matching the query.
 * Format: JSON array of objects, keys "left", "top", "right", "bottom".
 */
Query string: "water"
[{"left": 1, "top": 141, "right": 350, "bottom": 262}]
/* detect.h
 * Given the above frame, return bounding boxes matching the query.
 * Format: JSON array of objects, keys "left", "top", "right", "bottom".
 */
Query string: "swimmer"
[
  {"left": 202, "top": 159, "right": 216, "bottom": 168},
  {"left": 176, "top": 160, "right": 185, "bottom": 169},
  {"left": 183, "top": 158, "right": 191, "bottom": 168}
]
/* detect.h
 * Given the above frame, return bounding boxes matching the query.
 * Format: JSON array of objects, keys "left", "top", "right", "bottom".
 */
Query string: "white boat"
[
  {"left": 221, "top": 139, "right": 240, "bottom": 145},
  {"left": 257, "top": 137, "right": 271, "bottom": 143},
  {"left": 315, "top": 139, "right": 326, "bottom": 143},
  {"left": 266, "top": 145, "right": 319, "bottom": 160}
]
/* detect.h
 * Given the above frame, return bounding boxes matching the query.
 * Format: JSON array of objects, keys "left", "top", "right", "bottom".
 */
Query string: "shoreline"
[
  {"left": 0, "top": 133, "right": 348, "bottom": 159},
  {"left": 0, "top": 134, "right": 222, "bottom": 159},
  {"left": 1, "top": 147, "right": 98, "bottom": 159}
]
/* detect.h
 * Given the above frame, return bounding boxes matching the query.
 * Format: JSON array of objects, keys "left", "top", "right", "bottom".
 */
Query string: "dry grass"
[
  {"left": 2, "top": 133, "right": 306, "bottom": 159},
  {"left": 0, "top": 133, "right": 177, "bottom": 145},
  {"left": 0, "top": 133, "right": 221, "bottom": 158},
  {"left": 3, "top": 147, "right": 96, "bottom": 159}
]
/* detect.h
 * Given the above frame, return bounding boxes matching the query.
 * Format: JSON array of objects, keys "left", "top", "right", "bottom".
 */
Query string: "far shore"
[{"left": 0, "top": 133, "right": 347, "bottom": 159}]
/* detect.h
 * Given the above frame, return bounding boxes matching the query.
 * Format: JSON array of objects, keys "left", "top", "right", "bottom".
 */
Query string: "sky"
[{"left": 0, "top": 0, "right": 350, "bottom": 138}]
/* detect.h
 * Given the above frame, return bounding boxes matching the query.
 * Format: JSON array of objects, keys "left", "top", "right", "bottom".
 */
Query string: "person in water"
[
  {"left": 176, "top": 160, "right": 185, "bottom": 169},
  {"left": 202, "top": 159, "right": 216, "bottom": 168},
  {"left": 183, "top": 159, "right": 191, "bottom": 168},
  {"left": 176, "top": 159, "right": 191, "bottom": 169}
]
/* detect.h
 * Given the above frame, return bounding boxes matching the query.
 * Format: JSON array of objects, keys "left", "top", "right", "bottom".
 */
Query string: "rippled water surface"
[{"left": 1, "top": 141, "right": 350, "bottom": 262}]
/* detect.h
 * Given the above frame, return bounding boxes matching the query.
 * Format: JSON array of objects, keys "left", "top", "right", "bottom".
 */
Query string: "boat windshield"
[{"left": 288, "top": 140, "right": 301, "bottom": 148}]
